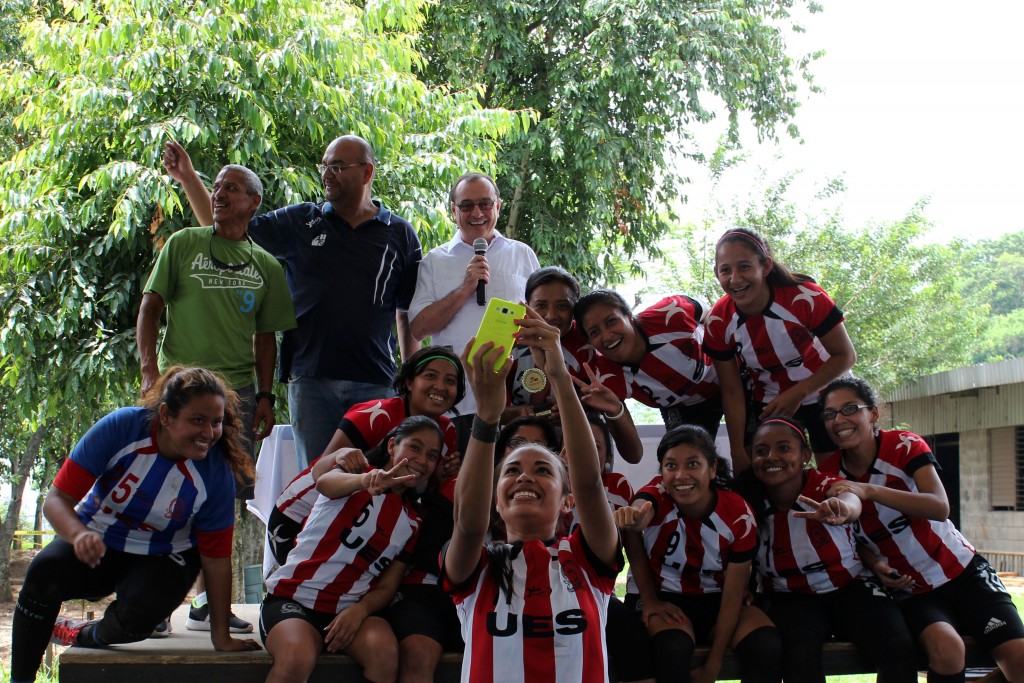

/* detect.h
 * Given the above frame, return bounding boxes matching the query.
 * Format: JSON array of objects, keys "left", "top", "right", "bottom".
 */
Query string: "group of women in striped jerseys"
[{"left": 12, "top": 225, "right": 1024, "bottom": 683}]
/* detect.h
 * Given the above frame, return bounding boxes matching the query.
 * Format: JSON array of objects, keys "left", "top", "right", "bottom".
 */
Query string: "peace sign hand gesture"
[{"left": 361, "top": 458, "right": 417, "bottom": 495}]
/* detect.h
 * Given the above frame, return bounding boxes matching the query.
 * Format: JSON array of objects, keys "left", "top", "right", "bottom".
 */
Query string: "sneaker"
[
  {"left": 150, "top": 618, "right": 172, "bottom": 638},
  {"left": 51, "top": 615, "right": 88, "bottom": 646},
  {"left": 185, "top": 601, "right": 253, "bottom": 633}
]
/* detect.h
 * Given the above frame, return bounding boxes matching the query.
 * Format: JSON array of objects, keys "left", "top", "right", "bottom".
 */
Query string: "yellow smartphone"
[{"left": 468, "top": 298, "right": 526, "bottom": 372}]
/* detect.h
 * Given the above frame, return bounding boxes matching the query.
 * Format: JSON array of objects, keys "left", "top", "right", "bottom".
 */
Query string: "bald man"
[{"left": 164, "top": 137, "right": 422, "bottom": 468}]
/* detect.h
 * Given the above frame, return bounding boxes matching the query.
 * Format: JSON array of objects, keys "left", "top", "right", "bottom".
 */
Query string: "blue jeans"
[{"left": 287, "top": 376, "right": 394, "bottom": 468}]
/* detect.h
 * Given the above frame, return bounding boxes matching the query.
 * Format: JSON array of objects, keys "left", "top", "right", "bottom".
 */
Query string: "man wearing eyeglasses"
[
  {"left": 408, "top": 173, "right": 540, "bottom": 451},
  {"left": 138, "top": 163, "right": 297, "bottom": 453},
  {"left": 162, "top": 137, "right": 422, "bottom": 470}
]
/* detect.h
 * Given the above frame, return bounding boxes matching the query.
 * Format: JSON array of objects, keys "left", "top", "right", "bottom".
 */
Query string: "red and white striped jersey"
[
  {"left": 703, "top": 282, "right": 844, "bottom": 405},
  {"left": 443, "top": 532, "right": 620, "bottom": 683},
  {"left": 274, "top": 458, "right": 321, "bottom": 524},
  {"left": 588, "top": 296, "right": 719, "bottom": 409},
  {"left": 752, "top": 468, "right": 862, "bottom": 594},
  {"left": 509, "top": 324, "right": 596, "bottom": 408},
  {"left": 274, "top": 395, "right": 456, "bottom": 525},
  {"left": 817, "top": 430, "right": 975, "bottom": 593},
  {"left": 266, "top": 488, "right": 419, "bottom": 613},
  {"left": 626, "top": 480, "right": 756, "bottom": 595},
  {"left": 561, "top": 471, "right": 634, "bottom": 537},
  {"left": 339, "top": 396, "right": 457, "bottom": 457}
]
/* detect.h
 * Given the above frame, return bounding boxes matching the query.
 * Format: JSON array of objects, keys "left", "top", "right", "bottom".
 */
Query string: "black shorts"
[
  {"left": 259, "top": 593, "right": 337, "bottom": 646},
  {"left": 896, "top": 554, "right": 1024, "bottom": 649},
  {"left": 605, "top": 595, "right": 655, "bottom": 681},
  {"left": 386, "top": 584, "right": 463, "bottom": 651},
  {"left": 746, "top": 402, "right": 836, "bottom": 454},
  {"left": 624, "top": 591, "right": 723, "bottom": 643},
  {"left": 661, "top": 394, "right": 724, "bottom": 439}
]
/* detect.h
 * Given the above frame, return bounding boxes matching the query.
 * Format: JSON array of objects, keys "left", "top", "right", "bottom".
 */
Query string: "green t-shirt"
[{"left": 144, "top": 227, "right": 297, "bottom": 389}]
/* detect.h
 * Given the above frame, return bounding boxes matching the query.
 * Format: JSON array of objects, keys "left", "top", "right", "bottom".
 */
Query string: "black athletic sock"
[
  {"left": 736, "top": 626, "right": 784, "bottom": 683},
  {"left": 11, "top": 594, "right": 61, "bottom": 683},
  {"left": 651, "top": 629, "right": 695, "bottom": 683}
]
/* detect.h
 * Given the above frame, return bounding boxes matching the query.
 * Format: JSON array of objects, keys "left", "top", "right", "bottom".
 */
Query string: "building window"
[{"left": 990, "top": 426, "right": 1024, "bottom": 511}]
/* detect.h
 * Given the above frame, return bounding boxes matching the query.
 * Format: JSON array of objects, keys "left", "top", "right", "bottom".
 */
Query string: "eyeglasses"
[
  {"left": 455, "top": 199, "right": 496, "bottom": 212},
  {"left": 210, "top": 231, "right": 254, "bottom": 272},
  {"left": 316, "top": 162, "right": 367, "bottom": 175},
  {"left": 507, "top": 437, "right": 549, "bottom": 450},
  {"left": 821, "top": 403, "right": 870, "bottom": 422}
]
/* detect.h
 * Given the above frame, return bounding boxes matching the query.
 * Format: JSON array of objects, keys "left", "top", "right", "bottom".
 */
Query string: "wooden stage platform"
[{"left": 57, "top": 603, "right": 998, "bottom": 682}]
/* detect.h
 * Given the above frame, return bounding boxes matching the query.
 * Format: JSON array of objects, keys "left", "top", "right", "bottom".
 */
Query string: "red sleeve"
[
  {"left": 702, "top": 296, "right": 735, "bottom": 358},
  {"left": 724, "top": 493, "right": 757, "bottom": 559},
  {"left": 338, "top": 398, "right": 400, "bottom": 451},
  {"left": 438, "top": 416, "right": 458, "bottom": 457},
  {"left": 815, "top": 452, "right": 842, "bottom": 476},
  {"left": 52, "top": 459, "right": 97, "bottom": 502},
  {"left": 605, "top": 472, "right": 634, "bottom": 508},
  {"left": 781, "top": 282, "right": 844, "bottom": 337},
  {"left": 197, "top": 526, "right": 233, "bottom": 558},
  {"left": 804, "top": 468, "right": 840, "bottom": 502}
]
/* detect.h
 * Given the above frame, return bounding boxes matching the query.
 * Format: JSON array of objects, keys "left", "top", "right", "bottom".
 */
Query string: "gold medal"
[{"left": 521, "top": 367, "right": 547, "bottom": 394}]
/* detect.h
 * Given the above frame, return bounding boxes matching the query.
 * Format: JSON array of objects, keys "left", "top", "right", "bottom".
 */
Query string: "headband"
[
  {"left": 716, "top": 230, "right": 768, "bottom": 257},
  {"left": 759, "top": 418, "right": 809, "bottom": 448},
  {"left": 415, "top": 354, "right": 461, "bottom": 373}
]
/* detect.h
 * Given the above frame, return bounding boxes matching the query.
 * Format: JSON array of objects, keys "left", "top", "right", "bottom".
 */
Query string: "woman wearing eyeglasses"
[{"left": 816, "top": 377, "right": 1024, "bottom": 683}]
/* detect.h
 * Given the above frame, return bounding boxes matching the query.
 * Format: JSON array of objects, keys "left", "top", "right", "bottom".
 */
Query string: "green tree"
[
  {"left": 419, "top": 0, "right": 821, "bottom": 285},
  {"left": 0, "top": 0, "right": 528, "bottom": 595},
  {"left": 651, "top": 173, "right": 987, "bottom": 398},
  {"left": 960, "top": 231, "right": 1024, "bottom": 363}
]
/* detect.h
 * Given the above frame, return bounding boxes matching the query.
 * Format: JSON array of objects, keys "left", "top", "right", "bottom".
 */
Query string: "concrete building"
[{"left": 886, "top": 357, "right": 1024, "bottom": 574}]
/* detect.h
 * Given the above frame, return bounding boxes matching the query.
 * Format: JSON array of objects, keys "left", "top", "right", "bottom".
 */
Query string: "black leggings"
[
  {"left": 759, "top": 580, "right": 918, "bottom": 683},
  {"left": 11, "top": 537, "right": 201, "bottom": 682}
]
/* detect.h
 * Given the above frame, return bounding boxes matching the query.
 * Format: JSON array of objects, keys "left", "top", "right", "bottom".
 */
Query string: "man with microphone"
[{"left": 408, "top": 172, "right": 539, "bottom": 451}]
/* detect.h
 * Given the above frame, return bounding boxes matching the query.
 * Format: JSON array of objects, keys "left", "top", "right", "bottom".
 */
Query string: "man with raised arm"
[
  {"left": 163, "top": 138, "right": 422, "bottom": 469},
  {"left": 137, "top": 163, "right": 296, "bottom": 634},
  {"left": 407, "top": 172, "right": 539, "bottom": 451}
]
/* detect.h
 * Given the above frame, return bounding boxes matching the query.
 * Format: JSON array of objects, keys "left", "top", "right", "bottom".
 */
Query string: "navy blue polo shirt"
[{"left": 248, "top": 200, "right": 421, "bottom": 385}]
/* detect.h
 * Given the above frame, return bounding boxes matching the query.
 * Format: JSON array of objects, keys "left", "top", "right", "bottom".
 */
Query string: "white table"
[{"left": 246, "top": 424, "right": 299, "bottom": 578}]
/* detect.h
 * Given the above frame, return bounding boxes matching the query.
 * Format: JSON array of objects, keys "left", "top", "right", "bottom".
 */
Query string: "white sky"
[{"left": 676, "top": 0, "right": 1024, "bottom": 244}]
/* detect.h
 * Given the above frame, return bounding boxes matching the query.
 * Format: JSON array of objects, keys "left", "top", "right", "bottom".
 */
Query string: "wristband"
[
  {"left": 471, "top": 416, "right": 500, "bottom": 443},
  {"left": 605, "top": 403, "right": 625, "bottom": 421},
  {"left": 256, "top": 391, "right": 276, "bottom": 407}
]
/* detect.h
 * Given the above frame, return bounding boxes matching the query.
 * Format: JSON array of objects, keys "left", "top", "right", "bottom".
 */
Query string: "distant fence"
[{"left": 978, "top": 550, "right": 1024, "bottom": 576}]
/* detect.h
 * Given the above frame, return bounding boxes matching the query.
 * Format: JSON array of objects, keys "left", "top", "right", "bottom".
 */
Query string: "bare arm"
[
  {"left": 252, "top": 332, "right": 276, "bottom": 440},
  {"left": 445, "top": 341, "right": 510, "bottom": 586},
  {"left": 137, "top": 292, "right": 165, "bottom": 396},
  {"left": 201, "top": 554, "right": 260, "bottom": 651},
  {"left": 396, "top": 311, "right": 420, "bottom": 359},
  {"left": 324, "top": 560, "right": 408, "bottom": 653},
  {"left": 162, "top": 141, "right": 214, "bottom": 226},
  {"left": 521, "top": 309, "right": 618, "bottom": 564},
  {"left": 574, "top": 363, "right": 643, "bottom": 464},
  {"left": 714, "top": 358, "right": 750, "bottom": 473},
  {"left": 43, "top": 487, "right": 105, "bottom": 568},
  {"left": 697, "top": 560, "right": 752, "bottom": 681},
  {"left": 409, "top": 255, "right": 487, "bottom": 340},
  {"left": 829, "top": 463, "right": 949, "bottom": 521}
]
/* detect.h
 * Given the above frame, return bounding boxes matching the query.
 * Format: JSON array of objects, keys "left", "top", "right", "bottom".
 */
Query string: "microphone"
[{"left": 473, "top": 237, "right": 488, "bottom": 306}]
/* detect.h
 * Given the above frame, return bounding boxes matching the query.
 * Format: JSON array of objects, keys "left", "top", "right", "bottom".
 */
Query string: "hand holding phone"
[{"left": 468, "top": 298, "right": 526, "bottom": 372}]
